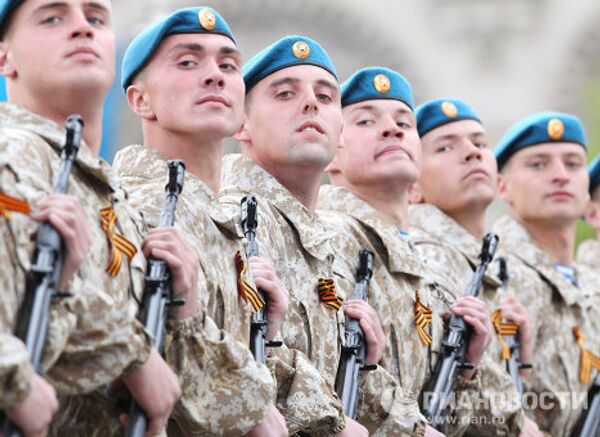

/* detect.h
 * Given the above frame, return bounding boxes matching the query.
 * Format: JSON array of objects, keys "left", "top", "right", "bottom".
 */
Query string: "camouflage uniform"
[
  {"left": 112, "top": 145, "right": 277, "bottom": 435},
  {"left": 220, "top": 153, "right": 347, "bottom": 435},
  {"left": 0, "top": 334, "right": 33, "bottom": 409},
  {"left": 492, "top": 214, "right": 600, "bottom": 436},
  {"left": 0, "top": 103, "right": 153, "bottom": 435},
  {"left": 576, "top": 238, "right": 600, "bottom": 269},
  {"left": 317, "top": 185, "right": 430, "bottom": 436},
  {"left": 409, "top": 204, "right": 525, "bottom": 436}
]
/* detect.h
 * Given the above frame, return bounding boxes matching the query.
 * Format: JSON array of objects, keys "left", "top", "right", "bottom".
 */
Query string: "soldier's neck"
[
  {"left": 342, "top": 180, "right": 409, "bottom": 230},
  {"left": 143, "top": 125, "right": 223, "bottom": 194},
  {"left": 256, "top": 161, "right": 323, "bottom": 213},
  {"left": 10, "top": 88, "right": 104, "bottom": 154},
  {"left": 445, "top": 204, "right": 487, "bottom": 241},
  {"left": 519, "top": 217, "right": 576, "bottom": 265}
]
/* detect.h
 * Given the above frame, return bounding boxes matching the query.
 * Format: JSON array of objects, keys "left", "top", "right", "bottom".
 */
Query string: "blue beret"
[
  {"left": 341, "top": 67, "right": 414, "bottom": 110},
  {"left": 121, "top": 7, "right": 235, "bottom": 91},
  {"left": 415, "top": 98, "right": 482, "bottom": 138},
  {"left": 0, "top": 0, "right": 21, "bottom": 37},
  {"left": 588, "top": 155, "right": 600, "bottom": 195},
  {"left": 495, "top": 111, "right": 587, "bottom": 171},
  {"left": 243, "top": 35, "right": 337, "bottom": 94}
]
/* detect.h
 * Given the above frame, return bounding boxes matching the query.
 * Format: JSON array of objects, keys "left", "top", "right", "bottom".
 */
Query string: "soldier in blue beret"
[
  {"left": 220, "top": 36, "right": 384, "bottom": 436},
  {"left": 576, "top": 155, "right": 600, "bottom": 269},
  {"left": 321, "top": 67, "right": 450, "bottom": 436},
  {"left": 492, "top": 112, "right": 599, "bottom": 436},
  {"left": 0, "top": 0, "right": 189, "bottom": 435},
  {"left": 116, "top": 6, "right": 291, "bottom": 436},
  {"left": 408, "top": 98, "right": 543, "bottom": 435}
]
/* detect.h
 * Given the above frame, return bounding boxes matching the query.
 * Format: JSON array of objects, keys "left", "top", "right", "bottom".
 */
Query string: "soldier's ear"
[
  {"left": 583, "top": 200, "right": 600, "bottom": 230},
  {"left": 408, "top": 181, "right": 425, "bottom": 204},
  {"left": 234, "top": 121, "right": 251, "bottom": 143},
  {"left": 0, "top": 42, "right": 17, "bottom": 78},
  {"left": 126, "top": 83, "right": 156, "bottom": 121},
  {"left": 496, "top": 172, "right": 512, "bottom": 203}
]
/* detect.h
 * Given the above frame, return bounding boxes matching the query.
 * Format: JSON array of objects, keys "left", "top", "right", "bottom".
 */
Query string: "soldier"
[
  {"left": 219, "top": 36, "right": 387, "bottom": 436},
  {"left": 114, "top": 7, "right": 288, "bottom": 435},
  {"left": 576, "top": 155, "right": 600, "bottom": 268},
  {"left": 492, "top": 111, "right": 600, "bottom": 436},
  {"left": 409, "top": 98, "right": 541, "bottom": 435},
  {"left": 0, "top": 0, "right": 190, "bottom": 435},
  {"left": 321, "top": 70, "right": 523, "bottom": 435}
]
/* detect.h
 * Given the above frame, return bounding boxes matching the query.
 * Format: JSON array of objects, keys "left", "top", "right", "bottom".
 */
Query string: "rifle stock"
[
  {"left": 2, "top": 115, "right": 83, "bottom": 437},
  {"left": 423, "top": 232, "right": 499, "bottom": 430},
  {"left": 125, "top": 160, "right": 185, "bottom": 437},
  {"left": 334, "top": 249, "right": 376, "bottom": 419}
]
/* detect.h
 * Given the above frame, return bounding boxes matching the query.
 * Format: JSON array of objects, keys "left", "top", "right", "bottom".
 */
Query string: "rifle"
[
  {"left": 424, "top": 232, "right": 499, "bottom": 430},
  {"left": 125, "top": 160, "right": 186, "bottom": 437},
  {"left": 334, "top": 249, "right": 377, "bottom": 420},
  {"left": 2, "top": 115, "right": 83, "bottom": 437},
  {"left": 240, "top": 195, "right": 281, "bottom": 364},
  {"left": 571, "top": 374, "right": 600, "bottom": 437},
  {"left": 496, "top": 257, "right": 525, "bottom": 395}
]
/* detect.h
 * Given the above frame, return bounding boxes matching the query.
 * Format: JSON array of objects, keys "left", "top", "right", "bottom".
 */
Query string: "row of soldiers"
[{"left": 0, "top": 1, "right": 599, "bottom": 436}]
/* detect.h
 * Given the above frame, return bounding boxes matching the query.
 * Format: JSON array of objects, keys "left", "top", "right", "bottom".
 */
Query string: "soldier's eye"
[
  {"left": 276, "top": 90, "right": 294, "bottom": 99},
  {"left": 317, "top": 93, "right": 332, "bottom": 104},
  {"left": 87, "top": 16, "right": 104, "bottom": 25},
  {"left": 178, "top": 59, "right": 197, "bottom": 68},
  {"left": 41, "top": 15, "right": 61, "bottom": 25}
]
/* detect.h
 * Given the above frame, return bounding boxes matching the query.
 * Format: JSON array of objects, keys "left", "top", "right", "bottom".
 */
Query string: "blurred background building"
[{"left": 5, "top": 0, "right": 600, "bottom": 239}]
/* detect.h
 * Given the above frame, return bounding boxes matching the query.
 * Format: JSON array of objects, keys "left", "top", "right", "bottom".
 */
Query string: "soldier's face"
[
  {"left": 499, "top": 143, "right": 589, "bottom": 225},
  {"left": 417, "top": 120, "right": 497, "bottom": 212},
  {"left": 337, "top": 99, "right": 420, "bottom": 187},
  {"left": 243, "top": 65, "right": 342, "bottom": 172},
  {"left": 2, "top": 0, "right": 115, "bottom": 96},
  {"left": 138, "top": 33, "right": 244, "bottom": 140}
]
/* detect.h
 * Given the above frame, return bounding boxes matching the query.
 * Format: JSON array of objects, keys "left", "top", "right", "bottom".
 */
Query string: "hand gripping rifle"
[
  {"left": 571, "top": 374, "right": 600, "bottom": 437},
  {"left": 2, "top": 115, "right": 83, "bottom": 437},
  {"left": 126, "top": 160, "right": 186, "bottom": 437},
  {"left": 334, "top": 249, "right": 377, "bottom": 420},
  {"left": 240, "top": 195, "right": 281, "bottom": 364},
  {"left": 496, "top": 257, "right": 526, "bottom": 395},
  {"left": 424, "top": 232, "right": 499, "bottom": 430}
]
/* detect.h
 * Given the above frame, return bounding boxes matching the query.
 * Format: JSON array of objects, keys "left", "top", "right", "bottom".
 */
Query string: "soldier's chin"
[{"left": 57, "top": 70, "right": 114, "bottom": 94}]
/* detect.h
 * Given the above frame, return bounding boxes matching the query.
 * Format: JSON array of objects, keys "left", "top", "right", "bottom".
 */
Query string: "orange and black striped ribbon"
[
  {"left": 0, "top": 192, "right": 30, "bottom": 218},
  {"left": 317, "top": 278, "right": 344, "bottom": 311},
  {"left": 573, "top": 325, "right": 600, "bottom": 384},
  {"left": 100, "top": 206, "right": 137, "bottom": 277},
  {"left": 414, "top": 290, "right": 433, "bottom": 346},
  {"left": 492, "top": 309, "right": 519, "bottom": 360},
  {"left": 234, "top": 251, "right": 265, "bottom": 312}
]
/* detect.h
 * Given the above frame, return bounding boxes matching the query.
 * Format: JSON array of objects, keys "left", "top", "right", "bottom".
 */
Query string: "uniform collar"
[
  {"left": 492, "top": 214, "right": 582, "bottom": 305},
  {"left": 0, "top": 102, "right": 115, "bottom": 190},
  {"left": 317, "top": 184, "right": 425, "bottom": 277},
  {"left": 409, "top": 204, "right": 482, "bottom": 262},
  {"left": 221, "top": 153, "right": 334, "bottom": 260},
  {"left": 409, "top": 203, "right": 501, "bottom": 287},
  {"left": 114, "top": 145, "right": 240, "bottom": 235}
]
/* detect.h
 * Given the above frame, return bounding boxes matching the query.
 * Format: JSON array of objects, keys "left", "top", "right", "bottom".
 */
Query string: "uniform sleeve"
[
  {"left": 0, "top": 130, "right": 151, "bottom": 395},
  {"left": 0, "top": 334, "right": 34, "bottom": 409},
  {"left": 266, "top": 343, "right": 347, "bottom": 435},
  {"left": 443, "top": 356, "right": 524, "bottom": 437},
  {"left": 164, "top": 312, "right": 275, "bottom": 436},
  {"left": 359, "top": 366, "right": 427, "bottom": 437}
]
